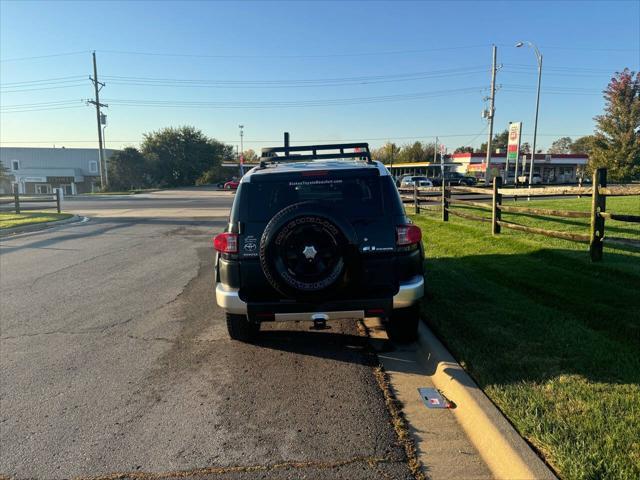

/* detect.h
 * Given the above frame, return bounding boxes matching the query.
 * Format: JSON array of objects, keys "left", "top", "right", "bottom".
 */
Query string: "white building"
[{"left": 0, "top": 147, "right": 116, "bottom": 194}]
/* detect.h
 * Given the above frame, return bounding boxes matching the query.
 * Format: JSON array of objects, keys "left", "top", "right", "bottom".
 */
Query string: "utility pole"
[
  {"left": 484, "top": 45, "right": 497, "bottom": 182},
  {"left": 434, "top": 136, "right": 440, "bottom": 177},
  {"left": 88, "top": 51, "right": 108, "bottom": 189},
  {"left": 238, "top": 125, "right": 244, "bottom": 177}
]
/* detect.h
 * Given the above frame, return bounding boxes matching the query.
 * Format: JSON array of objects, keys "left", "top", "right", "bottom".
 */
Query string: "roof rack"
[{"left": 259, "top": 132, "right": 373, "bottom": 167}]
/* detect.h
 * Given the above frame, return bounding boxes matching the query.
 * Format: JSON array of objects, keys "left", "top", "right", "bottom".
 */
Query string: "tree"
[
  {"left": 107, "top": 147, "right": 149, "bottom": 191},
  {"left": 520, "top": 142, "right": 531, "bottom": 154},
  {"left": 548, "top": 137, "right": 574, "bottom": 154},
  {"left": 371, "top": 142, "right": 400, "bottom": 164},
  {"left": 241, "top": 149, "right": 258, "bottom": 163},
  {"left": 454, "top": 146, "right": 474, "bottom": 154},
  {"left": 590, "top": 69, "right": 640, "bottom": 181},
  {"left": 396, "top": 141, "right": 437, "bottom": 163},
  {"left": 141, "top": 126, "right": 233, "bottom": 187},
  {"left": 479, "top": 129, "right": 509, "bottom": 153},
  {"left": 570, "top": 135, "right": 595, "bottom": 155}
]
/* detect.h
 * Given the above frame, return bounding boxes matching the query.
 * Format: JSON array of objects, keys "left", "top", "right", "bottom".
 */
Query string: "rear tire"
[
  {"left": 226, "top": 313, "right": 259, "bottom": 342},
  {"left": 387, "top": 305, "right": 420, "bottom": 343}
]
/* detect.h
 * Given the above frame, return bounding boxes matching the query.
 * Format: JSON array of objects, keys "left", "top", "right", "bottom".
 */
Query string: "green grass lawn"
[
  {"left": 0, "top": 212, "right": 73, "bottom": 230},
  {"left": 412, "top": 196, "right": 640, "bottom": 480}
]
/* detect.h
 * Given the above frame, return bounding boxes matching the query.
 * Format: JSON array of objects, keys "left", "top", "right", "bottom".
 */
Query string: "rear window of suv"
[{"left": 247, "top": 175, "right": 383, "bottom": 222}]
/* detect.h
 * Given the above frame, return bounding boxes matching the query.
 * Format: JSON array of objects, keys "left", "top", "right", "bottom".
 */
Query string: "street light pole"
[{"left": 516, "top": 41, "right": 542, "bottom": 194}]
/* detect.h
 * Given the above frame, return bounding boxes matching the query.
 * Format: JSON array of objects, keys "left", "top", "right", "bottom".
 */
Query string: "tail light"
[
  {"left": 396, "top": 225, "right": 422, "bottom": 246},
  {"left": 213, "top": 232, "right": 238, "bottom": 253}
]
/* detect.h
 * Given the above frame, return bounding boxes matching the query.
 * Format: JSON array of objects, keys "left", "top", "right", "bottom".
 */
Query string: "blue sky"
[{"left": 1, "top": 0, "right": 638, "bottom": 153}]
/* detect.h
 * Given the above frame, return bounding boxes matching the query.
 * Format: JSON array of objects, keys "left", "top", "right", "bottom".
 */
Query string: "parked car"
[
  {"left": 214, "top": 141, "right": 424, "bottom": 343},
  {"left": 430, "top": 173, "right": 477, "bottom": 187},
  {"left": 445, "top": 172, "right": 477, "bottom": 186},
  {"left": 223, "top": 179, "right": 240, "bottom": 190},
  {"left": 399, "top": 176, "right": 429, "bottom": 188}
]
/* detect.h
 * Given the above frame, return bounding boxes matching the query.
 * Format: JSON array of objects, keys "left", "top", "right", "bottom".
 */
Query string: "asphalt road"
[{"left": 0, "top": 188, "right": 414, "bottom": 479}]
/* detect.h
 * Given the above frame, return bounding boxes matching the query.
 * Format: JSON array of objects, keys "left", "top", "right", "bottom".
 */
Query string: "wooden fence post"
[
  {"left": 589, "top": 168, "right": 607, "bottom": 262},
  {"left": 492, "top": 176, "right": 502, "bottom": 235},
  {"left": 14, "top": 192, "right": 20, "bottom": 214},
  {"left": 441, "top": 181, "right": 449, "bottom": 221},
  {"left": 414, "top": 183, "right": 420, "bottom": 214},
  {"left": 55, "top": 189, "right": 61, "bottom": 213}
]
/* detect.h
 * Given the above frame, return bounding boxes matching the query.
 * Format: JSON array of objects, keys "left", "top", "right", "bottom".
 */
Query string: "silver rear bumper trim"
[
  {"left": 274, "top": 310, "right": 365, "bottom": 322},
  {"left": 393, "top": 275, "right": 424, "bottom": 309},
  {"left": 216, "top": 283, "right": 247, "bottom": 314},
  {"left": 216, "top": 273, "right": 424, "bottom": 316}
]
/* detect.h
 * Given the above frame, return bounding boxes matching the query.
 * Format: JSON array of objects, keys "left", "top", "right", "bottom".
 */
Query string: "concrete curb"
[
  {"left": 0, "top": 215, "right": 86, "bottom": 237},
  {"left": 416, "top": 322, "right": 557, "bottom": 480}
]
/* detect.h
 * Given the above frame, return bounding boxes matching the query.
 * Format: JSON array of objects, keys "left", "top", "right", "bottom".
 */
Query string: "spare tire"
[{"left": 259, "top": 202, "right": 357, "bottom": 298}]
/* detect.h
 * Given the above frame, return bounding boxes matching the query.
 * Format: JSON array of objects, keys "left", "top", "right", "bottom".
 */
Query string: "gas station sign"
[{"left": 507, "top": 122, "right": 522, "bottom": 162}]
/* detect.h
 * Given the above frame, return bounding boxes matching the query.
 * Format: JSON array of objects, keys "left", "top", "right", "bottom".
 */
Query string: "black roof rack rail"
[{"left": 259, "top": 132, "right": 373, "bottom": 167}]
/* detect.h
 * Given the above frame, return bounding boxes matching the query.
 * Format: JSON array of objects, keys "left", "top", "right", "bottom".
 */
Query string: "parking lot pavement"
[{"left": 0, "top": 189, "right": 414, "bottom": 479}]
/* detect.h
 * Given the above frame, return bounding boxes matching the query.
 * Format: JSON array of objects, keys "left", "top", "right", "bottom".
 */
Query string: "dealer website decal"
[{"left": 242, "top": 235, "right": 259, "bottom": 257}]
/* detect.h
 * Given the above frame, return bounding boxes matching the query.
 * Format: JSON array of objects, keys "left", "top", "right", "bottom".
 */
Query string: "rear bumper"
[
  {"left": 215, "top": 275, "right": 424, "bottom": 316},
  {"left": 392, "top": 275, "right": 424, "bottom": 309}
]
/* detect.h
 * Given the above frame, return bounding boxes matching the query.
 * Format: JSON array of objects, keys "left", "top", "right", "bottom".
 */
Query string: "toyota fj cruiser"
[{"left": 213, "top": 135, "right": 424, "bottom": 342}]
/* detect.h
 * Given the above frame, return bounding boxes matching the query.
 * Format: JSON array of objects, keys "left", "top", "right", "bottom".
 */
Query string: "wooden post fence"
[
  {"left": 492, "top": 176, "right": 502, "bottom": 235},
  {"left": 413, "top": 183, "right": 420, "bottom": 214},
  {"left": 441, "top": 181, "right": 449, "bottom": 221},
  {"left": 14, "top": 192, "right": 20, "bottom": 214},
  {"left": 55, "top": 189, "right": 61, "bottom": 213},
  {"left": 589, "top": 167, "right": 607, "bottom": 262}
]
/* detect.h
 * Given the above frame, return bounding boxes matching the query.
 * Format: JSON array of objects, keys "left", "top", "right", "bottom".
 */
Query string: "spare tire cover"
[{"left": 259, "top": 202, "right": 356, "bottom": 297}]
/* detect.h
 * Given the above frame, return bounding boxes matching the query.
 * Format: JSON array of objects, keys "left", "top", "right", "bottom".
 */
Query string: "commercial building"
[
  {"left": 385, "top": 152, "right": 588, "bottom": 184},
  {"left": 452, "top": 152, "right": 588, "bottom": 183},
  {"left": 0, "top": 147, "right": 116, "bottom": 194}
]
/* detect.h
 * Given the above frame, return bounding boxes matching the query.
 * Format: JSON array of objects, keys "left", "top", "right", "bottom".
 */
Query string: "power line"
[
  {"left": 0, "top": 84, "right": 89, "bottom": 93},
  {"left": 0, "top": 51, "right": 90, "bottom": 62},
  {"left": 0, "top": 87, "right": 487, "bottom": 113},
  {"left": 503, "top": 63, "right": 616, "bottom": 73},
  {"left": 496, "top": 43, "right": 639, "bottom": 53},
  {"left": 97, "top": 45, "right": 489, "bottom": 59},
  {"left": 100, "top": 67, "right": 489, "bottom": 89},
  {"left": 0, "top": 75, "right": 87, "bottom": 86},
  {"left": 2, "top": 43, "right": 635, "bottom": 65},
  {"left": 460, "top": 124, "right": 490, "bottom": 148},
  {"left": 101, "top": 87, "right": 487, "bottom": 109},
  {"left": 0, "top": 105, "right": 85, "bottom": 114}
]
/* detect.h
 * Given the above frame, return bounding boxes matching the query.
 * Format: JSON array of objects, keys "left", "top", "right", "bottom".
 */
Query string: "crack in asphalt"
[
  {"left": 0, "top": 314, "right": 138, "bottom": 340},
  {"left": 70, "top": 455, "right": 396, "bottom": 480},
  {"left": 26, "top": 241, "right": 147, "bottom": 291},
  {"left": 2, "top": 258, "right": 198, "bottom": 341}
]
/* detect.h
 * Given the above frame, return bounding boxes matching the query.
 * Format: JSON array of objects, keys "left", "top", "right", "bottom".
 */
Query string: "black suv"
[
  {"left": 213, "top": 138, "right": 424, "bottom": 342},
  {"left": 430, "top": 172, "right": 477, "bottom": 187}
]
